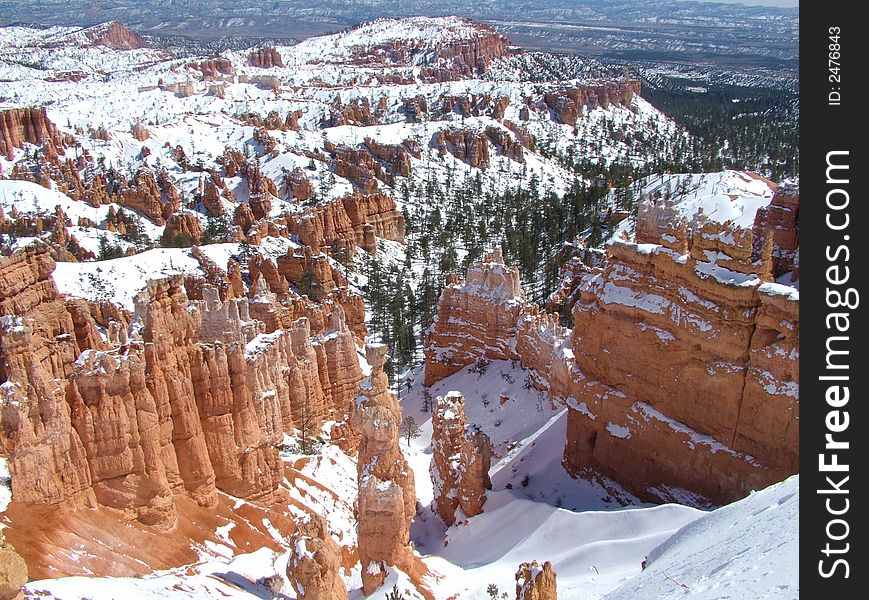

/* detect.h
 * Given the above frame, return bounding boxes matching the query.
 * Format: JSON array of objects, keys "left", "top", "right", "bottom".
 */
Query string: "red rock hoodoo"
[
  {"left": 353, "top": 343, "right": 416, "bottom": 595},
  {"left": 248, "top": 46, "right": 284, "bottom": 69},
  {"left": 0, "top": 107, "right": 63, "bottom": 161},
  {"left": 430, "top": 391, "right": 493, "bottom": 525},
  {"left": 0, "top": 246, "right": 364, "bottom": 537},
  {"left": 286, "top": 515, "right": 349, "bottom": 600},
  {"left": 515, "top": 561, "right": 557, "bottom": 600}
]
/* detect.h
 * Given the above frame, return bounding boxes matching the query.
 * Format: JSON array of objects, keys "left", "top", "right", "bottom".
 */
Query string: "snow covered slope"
[
  {"left": 605, "top": 475, "right": 799, "bottom": 599},
  {"left": 637, "top": 170, "right": 776, "bottom": 229}
]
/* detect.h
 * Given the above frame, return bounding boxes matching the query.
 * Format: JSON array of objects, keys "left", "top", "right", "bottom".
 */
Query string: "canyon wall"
[
  {"left": 561, "top": 239, "right": 798, "bottom": 504},
  {"left": 423, "top": 184, "right": 799, "bottom": 505},
  {"left": 423, "top": 246, "right": 525, "bottom": 386}
]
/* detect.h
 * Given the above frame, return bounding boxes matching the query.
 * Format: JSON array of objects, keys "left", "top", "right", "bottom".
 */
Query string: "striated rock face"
[
  {"left": 331, "top": 146, "right": 380, "bottom": 193},
  {"left": 430, "top": 391, "right": 492, "bottom": 525},
  {"left": 459, "top": 423, "right": 493, "bottom": 519},
  {"left": 277, "top": 248, "right": 346, "bottom": 297},
  {"left": 753, "top": 182, "right": 799, "bottom": 281},
  {"left": 421, "top": 20, "right": 509, "bottom": 82},
  {"left": 0, "top": 246, "right": 100, "bottom": 510},
  {"left": 81, "top": 21, "right": 144, "bottom": 49},
  {"left": 542, "top": 174, "right": 799, "bottom": 504},
  {"left": 201, "top": 177, "right": 226, "bottom": 216},
  {"left": 194, "top": 290, "right": 284, "bottom": 504},
  {"left": 430, "top": 21, "right": 508, "bottom": 76},
  {"left": 187, "top": 58, "right": 234, "bottom": 78},
  {"left": 248, "top": 46, "right": 284, "bottom": 69},
  {"left": 233, "top": 203, "right": 256, "bottom": 235},
  {"left": 286, "top": 515, "right": 349, "bottom": 600},
  {"left": 424, "top": 246, "right": 525, "bottom": 386},
  {"left": 290, "top": 192, "right": 405, "bottom": 254},
  {"left": 515, "top": 561, "right": 557, "bottom": 600},
  {"left": 328, "top": 97, "right": 388, "bottom": 128},
  {"left": 424, "top": 177, "right": 799, "bottom": 505},
  {"left": 163, "top": 211, "right": 204, "bottom": 244},
  {"left": 326, "top": 136, "right": 420, "bottom": 192},
  {"left": 2, "top": 243, "right": 368, "bottom": 535},
  {"left": 0, "top": 244, "right": 90, "bottom": 378},
  {"left": 118, "top": 168, "right": 180, "bottom": 225},
  {"left": 504, "top": 120, "right": 536, "bottom": 151},
  {"left": 341, "top": 192, "right": 405, "bottom": 251},
  {"left": 0, "top": 107, "right": 63, "bottom": 160},
  {"left": 485, "top": 126, "right": 524, "bottom": 163},
  {"left": 0, "top": 531, "right": 27, "bottom": 600},
  {"left": 0, "top": 326, "right": 96, "bottom": 511},
  {"left": 283, "top": 167, "right": 313, "bottom": 201},
  {"left": 434, "top": 127, "right": 490, "bottom": 168},
  {"left": 136, "top": 278, "right": 218, "bottom": 509},
  {"left": 543, "top": 80, "right": 640, "bottom": 127},
  {"left": 67, "top": 349, "right": 177, "bottom": 528},
  {"left": 561, "top": 240, "right": 798, "bottom": 504},
  {"left": 248, "top": 255, "right": 291, "bottom": 299},
  {"left": 187, "top": 246, "right": 239, "bottom": 301},
  {"left": 363, "top": 138, "right": 415, "bottom": 177},
  {"left": 353, "top": 344, "right": 415, "bottom": 595},
  {"left": 249, "top": 193, "right": 273, "bottom": 222}
]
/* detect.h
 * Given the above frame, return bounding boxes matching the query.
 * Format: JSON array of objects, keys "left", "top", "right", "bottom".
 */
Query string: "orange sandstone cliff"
[
  {"left": 423, "top": 183, "right": 799, "bottom": 505},
  {"left": 0, "top": 243, "right": 366, "bottom": 576}
]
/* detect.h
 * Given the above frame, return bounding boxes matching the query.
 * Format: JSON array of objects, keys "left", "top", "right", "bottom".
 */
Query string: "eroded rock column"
[
  {"left": 286, "top": 515, "right": 349, "bottom": 600},
  {"left": 430, "top": 391, "right": 492, "bottom": 525},
  {"left": 353, "top": 343, "right": 415, "bottom": 595},
  {"left": 515, "top": 561, "right": 557, "bottom": 600}
]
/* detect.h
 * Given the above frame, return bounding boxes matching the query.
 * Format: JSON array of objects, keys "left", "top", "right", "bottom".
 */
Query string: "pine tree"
[
  {"left": 399, "top": 416, "right": 422, "bottom": 447},
  {"left": 421, "top": 388, "right": 434, "bottom": 414},
  {"left": 294, "top": 400, "right": 317, "bottom": 455}
]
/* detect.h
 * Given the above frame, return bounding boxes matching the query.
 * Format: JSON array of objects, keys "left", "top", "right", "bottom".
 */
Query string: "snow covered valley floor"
[{"left": 20, "top": 359, "right": 798, "bottom": 599}]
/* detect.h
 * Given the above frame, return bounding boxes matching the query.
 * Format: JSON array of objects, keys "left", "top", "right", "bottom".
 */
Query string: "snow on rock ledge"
[
  {"left": 424, "top": 245, "right": 526, "bottom": 386},
  {"left": 423, "top": 177, "right": 799, "bottom": 507}
]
